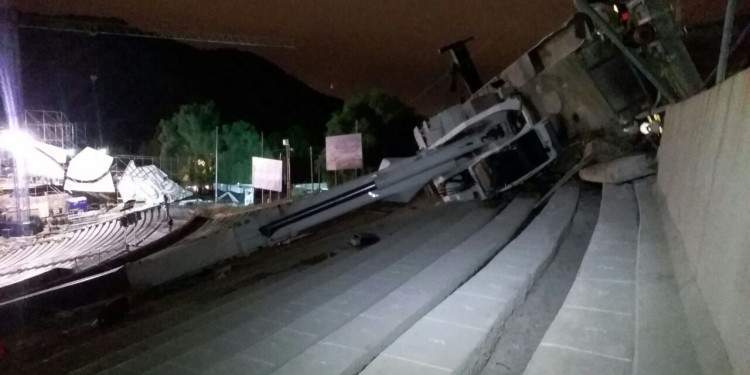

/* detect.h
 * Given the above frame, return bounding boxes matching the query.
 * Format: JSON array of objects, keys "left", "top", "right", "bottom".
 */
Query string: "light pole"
[
  {"left": 90, "top": 74, "right": 103, "bottom": 147},
  {"left": 309, "top": 146, "right": 314, "bottom": 194},
  {"left": 214, "top": 126, "right": 218, "bottom": 203},
  {"left": 260, "top": 131, "right": 264, "bottom": 204},
  {"left": 716, "top": 0, "right": 738, "bottom": 84},
  {"left": 282, "top": 139, "right": 291, "bottom": 199},
  {"left": 278, "top": 151, "right": 283, "bottom": 201},
  {"left": 355, "top": 119, "right": 359, "bottom": 178}
]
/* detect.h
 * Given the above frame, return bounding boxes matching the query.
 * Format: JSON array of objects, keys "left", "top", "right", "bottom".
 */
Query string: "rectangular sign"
[
  {"left": 326, "top": 133, "right": 363, "bottom": 171},
  {"left": 252, "top": 157, "right": 283, "bottom": 192}
]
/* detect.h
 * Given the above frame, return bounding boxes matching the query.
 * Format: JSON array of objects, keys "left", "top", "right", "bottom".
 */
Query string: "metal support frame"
[
  {"left": 24, "top": 110, "right": 77, "bottom": 149},
  {"left": 283, "top": 139, "right": 291, "bottom": 198},
  {"left": 112, "top": 155, "right": 160, "bottom": 178},
  {"left": 574, "top": 0, "right": 677, "bottom": 103},
  {"left": 309, "top": 146, "right": 314, "bottom": 194},
  {"left": 15, "top": 15, "right": 295, "bottom": 49},
  {"left": 214, "top": 127, "right": 218, "bottom": 203},
  {"left": 717, "top": 0, "right": 739, "bottom": 84}
]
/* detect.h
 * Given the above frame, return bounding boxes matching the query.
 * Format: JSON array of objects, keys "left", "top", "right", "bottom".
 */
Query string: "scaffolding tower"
[{"left": 24, "top": 110, "right": 77, "bottom": 150}]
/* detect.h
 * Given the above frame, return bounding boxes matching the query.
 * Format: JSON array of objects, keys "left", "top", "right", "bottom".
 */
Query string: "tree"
[
  {"left": 325, "top": 90, "right": 421, "bottom": 171},
  {"left": 158, "top": 102, "right": 219, "bottom": 184},
  {"left": 157, "top": 102, "right": 269, "bottom": 185},
  {"left": 218, "top": 121, "right": 265, "bottom": 184}
]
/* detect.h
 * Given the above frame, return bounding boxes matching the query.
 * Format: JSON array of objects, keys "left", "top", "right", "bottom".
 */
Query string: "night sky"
[{"left": 11, "top": 0, "right": 748, "bottom": 115}]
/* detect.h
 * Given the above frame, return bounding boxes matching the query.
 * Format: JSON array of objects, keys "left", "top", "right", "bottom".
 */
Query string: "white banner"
[
  {"left": 326, "top": 133, "right": 363, "bottom": 171},
  {"left": 252, "top": 157, "right": 283, "bottom": 192}
]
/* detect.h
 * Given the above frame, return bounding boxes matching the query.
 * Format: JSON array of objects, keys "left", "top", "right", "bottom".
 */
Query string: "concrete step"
[
  {"left": 523, "top": 179, "right": 713, "bottom": 375},
  {"left": 524, "top": 183, "right": 639, "bottom": 375},
  {"left": 74, "top": 203, "right": 458, "bottom": 374},
  {"left": 86, "top": 203, "right": 489, "bottom": 374},
  {"left": 271, "top": 197, "right": 537, "bottom": 375},
  {"left": 0, "top": 204, "right": 165, "bottom": 289},
  {"left": 217, "top": 206, "right": 497, "bottom": 375},
  {"left": 360, "top": 184, "right": 579, "bottom": 375}
]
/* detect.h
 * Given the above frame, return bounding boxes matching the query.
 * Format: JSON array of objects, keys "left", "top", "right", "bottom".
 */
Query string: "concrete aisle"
[{"left": 479, "top": 187, "right": 600, "bottom": 375}]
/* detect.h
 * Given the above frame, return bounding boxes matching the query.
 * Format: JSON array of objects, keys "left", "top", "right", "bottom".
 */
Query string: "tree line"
[{"left": 152, "top": 90, "right": 422, "bottom": 186}]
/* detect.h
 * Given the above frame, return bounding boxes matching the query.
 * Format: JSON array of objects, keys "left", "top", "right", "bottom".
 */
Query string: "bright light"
[
  {"left": 204, "top": 184, "right": 210, "bottom": 190},
  {"left": 0, "top": 129, "right": 34, "bottom": 157},
  {"left": 368, "top": 191, "right": 379, "bottom": 198},
  {"left": 640, "top": 122, "right": 652, "bottom": 135},
  {"left": 98, "top": 147, "right": 108, "bottom": 155},
  {"left": 613, "top": 4, "right": 619, "bottom": 13}
]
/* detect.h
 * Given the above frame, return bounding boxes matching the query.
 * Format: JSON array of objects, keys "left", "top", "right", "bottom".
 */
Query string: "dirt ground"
[
  {"left": 479, "top": 185, "right": 600, "bottom": 375},
  {"left": 0, "top": 192, "right": 440, "bottom": 375}
]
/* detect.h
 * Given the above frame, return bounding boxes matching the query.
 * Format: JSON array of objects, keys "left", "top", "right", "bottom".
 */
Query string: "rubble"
[{"left": 579, "top": 153, "right": 657, "bottom": 184}]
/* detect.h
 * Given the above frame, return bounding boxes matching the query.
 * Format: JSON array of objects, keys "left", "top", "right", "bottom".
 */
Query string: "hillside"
[{"left": 16, "top": 13, "right": 342, "bottom": 153}]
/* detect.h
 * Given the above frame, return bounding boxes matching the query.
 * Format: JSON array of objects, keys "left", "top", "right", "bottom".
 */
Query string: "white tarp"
[
  {"left": 252, "top": 157, "right": 283, "bottom": 192},
  {"left": 15, "top": 140, "right": 68, "bottom": 180},
  {"left": 326, "top": 133, "right": 363, "bottom": 171},
  {"left": 25, "top": 141, "right": 67, "bottom": 180},
  {"left": 33, "top": 141, "right": 68, "bottom": 164},
  {"left": 26, "top": 154, "right": 65, "bottom": 180},
  {"left": 117, "top": 161, "right": 192, "bottom": 203},
  {"left": 64, "top": 147, "right": 115, "bottom": 193},
  {"left": 64, "top": 173, "right": 115, "bottom": 193},
  {"left": 66, "top": 147, "right": 113, "bottom": 181}
]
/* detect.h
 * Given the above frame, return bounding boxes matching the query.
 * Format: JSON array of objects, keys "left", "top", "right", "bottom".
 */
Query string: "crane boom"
[{"left": 17, "top": 14, "right": 294, "bottom": 49}]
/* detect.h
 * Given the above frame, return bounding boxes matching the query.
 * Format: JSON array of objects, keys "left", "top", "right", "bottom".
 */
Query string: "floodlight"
[
  {"left": 639, "top": 122, "right": 651, "bottom": 135},
  {"left": 0, "top": 129, "right": 34, "bottom": 157}
]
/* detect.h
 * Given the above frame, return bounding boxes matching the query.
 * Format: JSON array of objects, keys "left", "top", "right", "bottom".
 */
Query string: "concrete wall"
[{"left": 657, "top": 68, "right": 750, "bottom": 375}]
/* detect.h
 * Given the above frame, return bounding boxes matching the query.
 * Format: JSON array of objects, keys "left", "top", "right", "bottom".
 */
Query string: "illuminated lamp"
[
  {"left": 639, "top": 122, "right": 652, "bottom": 135},
  {"left": 0, "top": 129, "right": 34, "bottom": 157}
]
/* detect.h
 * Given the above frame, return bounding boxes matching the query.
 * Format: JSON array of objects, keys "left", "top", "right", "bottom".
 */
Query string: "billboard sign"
[
  {"left": 326, "top": 133, "right": 363, "bottom": 171},
  {"left": 252, "top": 157, "right": 283, "bottom": 192}
]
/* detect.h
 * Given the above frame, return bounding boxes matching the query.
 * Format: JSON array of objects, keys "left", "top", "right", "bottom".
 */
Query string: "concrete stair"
[
  {"left": 360, "top": 184, "right": 579, "bottom": 375},
  {"left": 78, "top": 201, "right": 498, "bottom": 374},
  {"left": 271, "top": 196, "right": 537, "bottom": 375},
  {"left": 65, "top": 200, "right": 434, "bottom": 374},
  {"left": 74, "top": 179, "right": 732, "bottom": 375},
  {"left": 0, "top": 204, "right": 165, "bottom": 289},
  {"left": 523, "top": 180, "right": 708, "bottom": 375}
]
